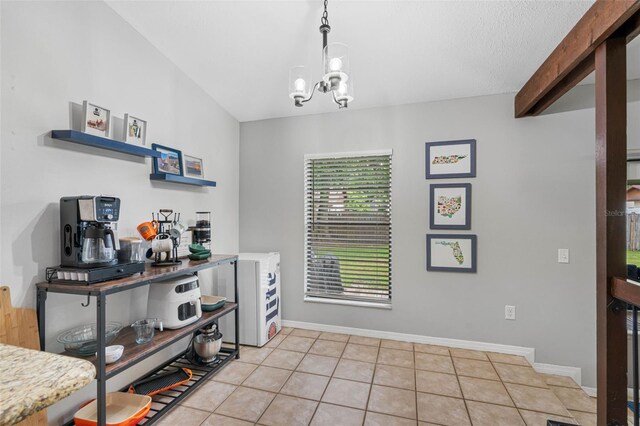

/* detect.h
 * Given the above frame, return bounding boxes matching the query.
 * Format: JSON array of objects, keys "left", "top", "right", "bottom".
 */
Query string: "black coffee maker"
[{"left": 57, "top": 196, "right": 145, "bottom": 283}]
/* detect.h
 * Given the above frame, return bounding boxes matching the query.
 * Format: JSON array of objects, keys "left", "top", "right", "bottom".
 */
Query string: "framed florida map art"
[
  {"left": 425, "top": 139, "right": 476, "bottom": 179},
  {"left": 430, "top": 183, "right": 471, "bottom": 230},
  {"left": 426, "top": 234, "right": 477, "bottom": 273}
]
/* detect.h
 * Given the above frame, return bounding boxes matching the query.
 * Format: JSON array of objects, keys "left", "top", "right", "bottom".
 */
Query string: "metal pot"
[{"left": 193, "top": 324, "right": 222, "bottom": 362}]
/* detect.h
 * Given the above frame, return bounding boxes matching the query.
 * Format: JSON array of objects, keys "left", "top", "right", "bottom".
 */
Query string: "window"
[{"left": 304, "top": 151, "right": 392, "bottom": 307}]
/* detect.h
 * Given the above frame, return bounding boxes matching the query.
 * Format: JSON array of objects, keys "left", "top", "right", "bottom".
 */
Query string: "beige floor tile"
[
  {"left": 212, "top": 361, "right": 258, "bottom": 385},
  {"left": 519, "top": 410, "right": 578, "bottom": 426},
  {"left": 296, "top": 353, "right": 339, "bottom": 376},
  {"left": 368, "top": 384, "right": 417, "bottom": 419},
  {"left": 414, "top": 343, "right": 450, "bottom": 356},
  {"left": 414, "top": 352, "right": 455, "bottom": 374},
  {"left": 466, "top": 400, "right": 525, "bottom": 426},
  {"left": 458, "top": 376, "right": 513, "bottom": 406},
  {"left": 258, "top": 394, "right": 318, "bottom": 426},
  {"left": 291, "top": 328, "right": 322, "bottom": 338},
  {"left": 373, "top": 364, "right": 416, "bottom": 390},
  {"left": 505, "top": 383, "right": 571, "bottom": 417},
  {"left": 280, "top": 371, "right": 330, "bottom": 400},
  {"left": 342, "top": 343, "right": 379, "bottom": 363},
  {"left": 214, "top": 386, "right": 276, "bottom": 422},
  {"left": 378, "top": 347, "right": 415, "bottom": 368},
  {"left": 450, "top": 348, "right": 488, "bottom": 361},
  {"left": 416, "top": 392, "right": 471, "bottom": 425},
  {"left": 154, "top": 406, "right": 209, "bottom": 426},
  {"left": 264, "top": 334, "right": 287, "bottom": 348},
  {"left": 365, "top": 411, "right": 418, "bottom": 426},
  {"left": 278, "top": 335, "right": 316, "bottom": 352},
  {"left": 551, "top": 386, "right": 597, "bottom": 413},
  {"left": 493, "top": 363, "right": 547, "bottom": 388},
  {"left": 318, "top": 332, "right": 350, "bottom": 342},
  {"left": 309, "top": 339, "right": 347, "bottom": 357},
  {"left": 242, "top": 365, "right": 291, "bottom": 392},
  {"left": 381, "top": 339, "right": 414, "bottom": 351},
  {"left": 261, "top": 348, "right": 305, "bottom": 370},
  {"left": 201, "top": 413, "right": 254, "bottom": 426},
  {"left": 321, "top": 378, "right": 371, "bottom": 409},
  {"left": 181, "top": 380, "right": 236, "bottom": 411},
  {"left": 542, "top": 373, "right": 580, "bottom": 389},
  {"left": 415, "top": 370, "right": 461, "bottom": 398},
  {"left": 237, "top": 346, "right": 274, "bottom": 364},
  {"left": 280, "top": 327, "right": 293, "bottom": 335},
  {"left": 334, "top": 358, "right": 376, "bottom": 383},
  {"left": 453, "top": 358, "right": 499, "bottom": 381},
  {"left": 349, "top": 335, "right": 381, "bottom": 346},
  {"left": 568, "top": 410, "right": 597, "bottom": 426},
  {"left": 487, "top": 352, "right": 530, "bottom": 366},
  {"left": 311, "top": 403, "right": 365, "bottom": 426}
]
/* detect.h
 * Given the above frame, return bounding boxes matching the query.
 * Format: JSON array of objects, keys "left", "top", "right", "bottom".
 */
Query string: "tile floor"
[{"left": 156, "top": 327, "right": 599, "bottom": 426}]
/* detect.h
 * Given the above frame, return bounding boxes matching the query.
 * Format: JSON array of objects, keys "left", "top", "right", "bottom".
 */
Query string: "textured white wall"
[
  {"left": 239, "top": 93, "right": 640, "bottom": 388},
  {"left": 1, "top": 1, "right": 238, "bottom": 422}
]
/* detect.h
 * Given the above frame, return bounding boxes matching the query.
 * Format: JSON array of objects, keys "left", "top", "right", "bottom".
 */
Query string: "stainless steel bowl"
[{"left": 193, "top": 334, "right": 222, "bottom": 362}]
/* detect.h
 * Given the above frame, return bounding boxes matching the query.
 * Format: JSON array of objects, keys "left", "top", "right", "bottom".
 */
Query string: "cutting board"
[{"left": 0, "top": 286, "right": 47, "bottom": 425}]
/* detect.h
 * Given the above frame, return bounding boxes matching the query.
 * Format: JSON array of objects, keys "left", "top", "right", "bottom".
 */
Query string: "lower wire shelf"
[{"left": 64, "top": 345, "right": 239, "bottom": 426}]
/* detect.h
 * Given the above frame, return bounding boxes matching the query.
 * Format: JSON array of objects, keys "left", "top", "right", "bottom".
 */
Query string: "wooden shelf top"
[
  {"left": 51, "top": 130, "right": 162, "bottom": 158},
  {"left": 150, "top": 173, "right": 217, "bottom": 187},
  {"left": 62, "top": 303, "right": 237, "bottom": 379},
  {"left": 36, "top": 255, "right": 238, "bottom": 295}
]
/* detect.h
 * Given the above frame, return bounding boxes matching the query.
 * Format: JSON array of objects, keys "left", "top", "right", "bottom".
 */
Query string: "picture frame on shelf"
[
  {"left": 123, "top": 114, "right": 147, "bottom": 146},
  {"left": 81, "top": 100, "right": 110, "bottom": 137},
  {"left": 430, "top": 183, "right": 472, "bottom": 230},
  {"left": 152, "top": 143, "right": 183, "bottom": 176},
  {"left": 426, "top": 234, "right": 477, "bottom": 273},
  {"left": 425, "top": 139, "right": 476, "bottom": 179},
  {"left": 183, "top": 155, "right": 204, "bottom": 179}
]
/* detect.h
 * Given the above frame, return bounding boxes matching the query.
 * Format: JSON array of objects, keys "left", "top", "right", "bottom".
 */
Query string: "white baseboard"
[
  {"left": 281, "top": 319, "right": 536, "bottom": 364},
  {"left": 532, "top": 362, "right": 582, "bottom": 386}
]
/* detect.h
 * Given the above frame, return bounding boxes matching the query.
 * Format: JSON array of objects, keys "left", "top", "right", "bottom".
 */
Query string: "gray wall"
[
  {"left": 1, "top": 1, "right": 238, "bottom": 422},
  {"left": 240, "top": 93, "right": 640, "bottom": 388}
]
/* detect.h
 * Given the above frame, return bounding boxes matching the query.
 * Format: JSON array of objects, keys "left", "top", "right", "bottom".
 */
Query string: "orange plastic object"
[{"left": 74, "top": 392, "right": 151, "bottom": 426}]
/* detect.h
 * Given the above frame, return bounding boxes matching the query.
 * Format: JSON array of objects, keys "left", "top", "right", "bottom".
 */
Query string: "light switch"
[{"left": 558, "top": 248, "right": 570, "bottom": 264}]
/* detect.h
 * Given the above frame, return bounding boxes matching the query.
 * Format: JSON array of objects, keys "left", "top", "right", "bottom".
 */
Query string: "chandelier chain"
[{"left": 321, "top": 0, "right": 329, "bottom": 27}]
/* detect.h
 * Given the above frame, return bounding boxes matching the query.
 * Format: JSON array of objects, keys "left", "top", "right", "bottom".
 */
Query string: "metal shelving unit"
[{"left": 36, "top": 255, "right": 239, "bottom": 426}]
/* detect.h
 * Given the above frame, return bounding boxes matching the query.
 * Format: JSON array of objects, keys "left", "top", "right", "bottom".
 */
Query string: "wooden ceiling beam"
[{"left": 515, "top": 0, "right": 640, "bottom": 118}]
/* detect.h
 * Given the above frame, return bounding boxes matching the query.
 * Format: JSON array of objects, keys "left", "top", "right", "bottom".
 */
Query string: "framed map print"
[
  {"left": 430, "top": 183, "right": 471, "bottom": 230},
  {"left": 425, "top": 139, "right": 476, "bottom": 179},
  {"left": 426, "top": 234, "right": 477, "bottom": 273}
]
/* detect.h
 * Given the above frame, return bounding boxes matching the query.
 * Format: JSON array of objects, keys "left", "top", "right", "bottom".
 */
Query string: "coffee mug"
[
  {"left": 151, "top": 236, "right": 173, "bottom": 253},
  {"left": 137, "top": 221, "right": 159, "bottom": 241},
  {"left": 170, "top": 221, "right": 188, "bottom": 239}
]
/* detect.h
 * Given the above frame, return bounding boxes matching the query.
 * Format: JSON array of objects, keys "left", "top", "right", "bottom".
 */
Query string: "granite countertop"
[{"left": 0, "top": 343, "right": 96, "bottom": 425}]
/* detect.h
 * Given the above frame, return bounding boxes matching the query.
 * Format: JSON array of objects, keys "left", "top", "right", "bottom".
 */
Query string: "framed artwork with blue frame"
[
  {"left": 425, "top": 139, "right": 476, "bottom": 179},
  {"left": 430, "top": 183, "right": 472, "bottom": 230},
  {"left": 152, "top": 143, "right": 183, "bottom": 176},
  {"left": 426, "top": 234, "right": 477, "bottom": 273}
]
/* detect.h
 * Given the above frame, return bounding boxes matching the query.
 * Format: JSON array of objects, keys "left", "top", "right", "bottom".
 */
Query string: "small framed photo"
[
  {"left": 425, "top": 139, "right": 476, "bottom": 179},
  {"left": 426, "top": 234, "right": 477, "bottom": 273},
  {"left": 430, "top": 183, "right": 471, "bottom": 230},
  {"left": 123, "top": 114, "right": 147, "bottom": 146},
  {"left": 183, "top": 155, "right": 204, "bottom": 179},
  {"left": 152, "top": 144, "right": 183, "bottom": 176},
  {"left": 81, "top": 101, "right": 110, "bottom": 137}
]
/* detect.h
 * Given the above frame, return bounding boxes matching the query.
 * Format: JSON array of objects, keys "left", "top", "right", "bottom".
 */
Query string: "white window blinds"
[{"left": 304, "top": 152, "right": 392, "bottom": 306}]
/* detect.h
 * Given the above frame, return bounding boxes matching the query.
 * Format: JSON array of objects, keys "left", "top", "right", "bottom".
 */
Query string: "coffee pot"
[{"left": 81, "top": 227, "right": 116, "bottom": 265}]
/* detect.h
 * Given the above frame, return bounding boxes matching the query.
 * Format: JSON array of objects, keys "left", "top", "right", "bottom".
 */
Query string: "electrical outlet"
[
  {"left": 505, "top": 305, "right": 516, "bottom": 320},
  {"left": 558, "top": 248, "right": 570, "bottom": 264}
]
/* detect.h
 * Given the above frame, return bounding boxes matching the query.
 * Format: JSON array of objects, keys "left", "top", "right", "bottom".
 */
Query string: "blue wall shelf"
[
  {"left": 150, "top": 173, "right": 217, "bottom": 187},
  {"left": 51, "top": 130, "right": 161, "bottom": 158}
]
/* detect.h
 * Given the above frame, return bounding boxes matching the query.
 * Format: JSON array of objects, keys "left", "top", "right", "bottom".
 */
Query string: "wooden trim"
[
  {"left": 595, "top": 37, "right": 628, "bottom": 426},
  {"left": 612, "top": 277, "right": 640, "bottom": 306},
  {"left": 515, "top": 0, "right": 640, "bottom": 118}
]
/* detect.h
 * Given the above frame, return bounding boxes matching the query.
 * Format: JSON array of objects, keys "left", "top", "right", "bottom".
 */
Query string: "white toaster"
[{"left": 147, "top": 274, "right": 202, "bottom": 329}]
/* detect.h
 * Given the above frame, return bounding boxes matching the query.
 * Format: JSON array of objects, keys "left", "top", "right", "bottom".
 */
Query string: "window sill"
[{"left": 304, "top": 296, "right": 392, "bottom": 310}]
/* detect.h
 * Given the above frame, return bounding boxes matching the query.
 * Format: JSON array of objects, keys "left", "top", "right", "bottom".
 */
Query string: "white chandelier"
[{"left": 289, "top": 0, "right": 353, "bottom": 109}]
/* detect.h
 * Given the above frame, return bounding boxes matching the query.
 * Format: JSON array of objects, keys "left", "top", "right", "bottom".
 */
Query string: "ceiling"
[{"left": 105, "top": 0, "right": 637, "bottom": 123}]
